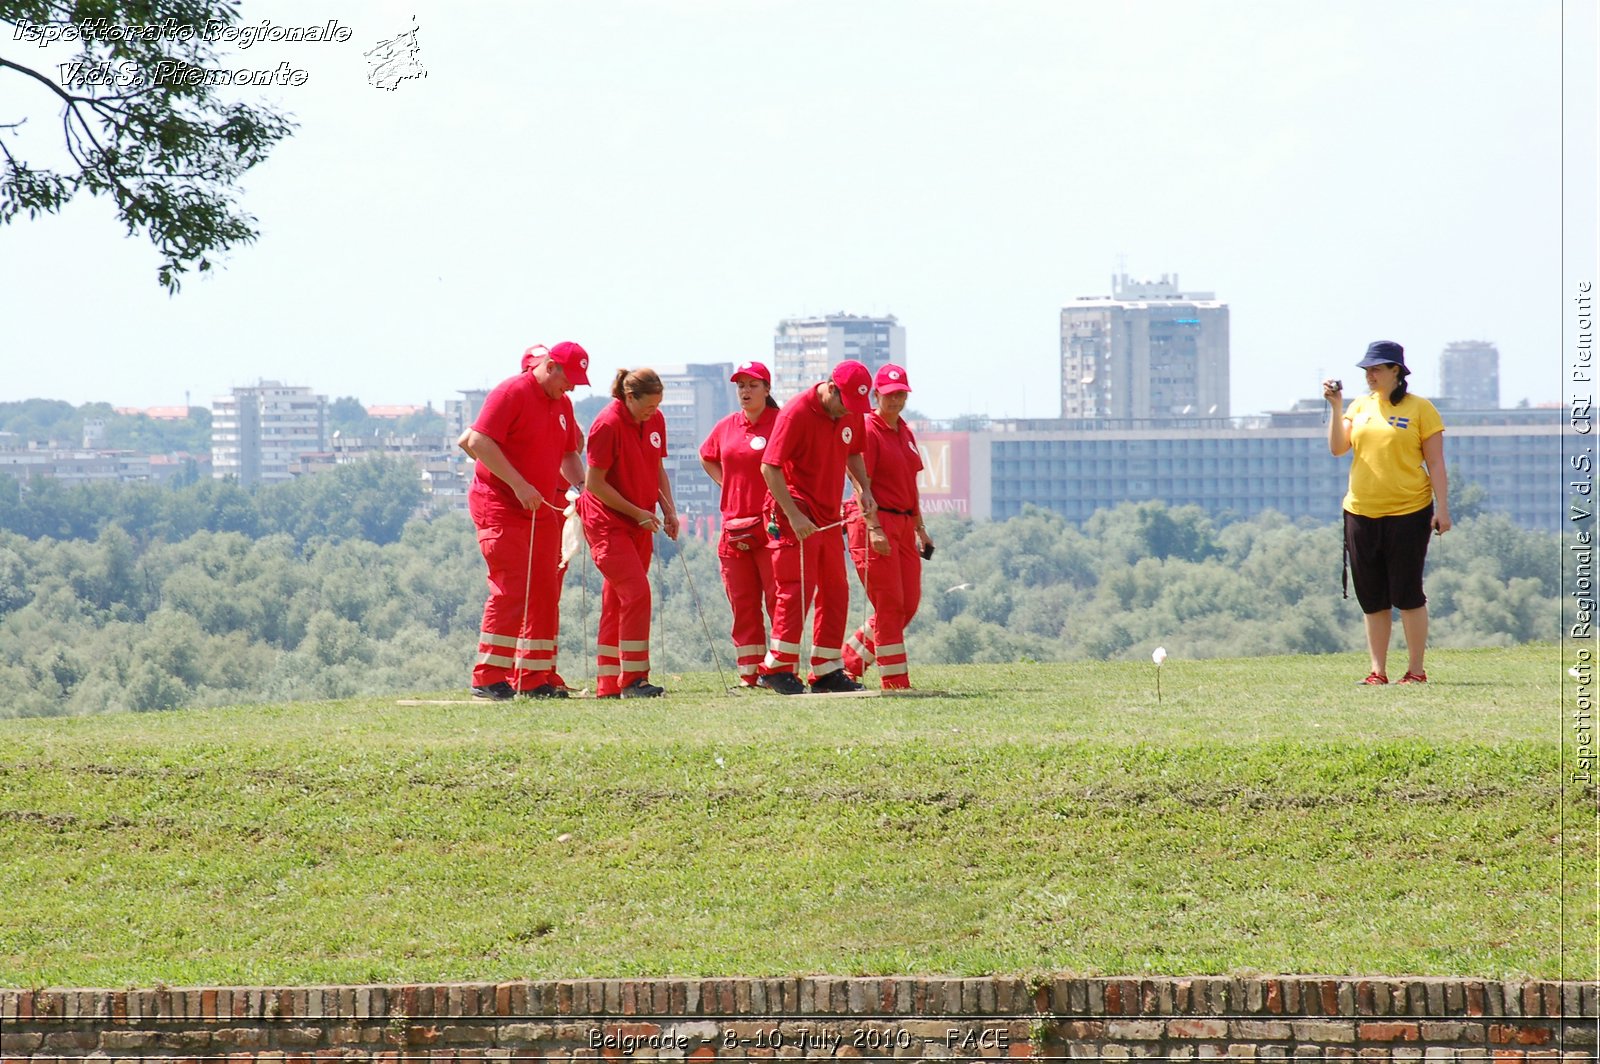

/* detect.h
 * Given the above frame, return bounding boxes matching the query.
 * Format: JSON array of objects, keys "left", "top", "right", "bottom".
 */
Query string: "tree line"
[
  {"left": 326, "top": 397, "right": 448, "bottom": 438},
  {"left": 0, "top": 399, "right": 211, "bottom": 455},
  {"left": 0, "top": 461, "right": 1559, "bottom": 717},
  {"left": 0, "top": 397, "right": 448, "bottom": 456},
  {"left": 0, "top": 459, "right": 422, "bottom": 545}
]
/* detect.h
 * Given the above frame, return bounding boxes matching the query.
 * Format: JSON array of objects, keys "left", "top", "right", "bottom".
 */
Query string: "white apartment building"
[
  {"left": 211, "top": 381, "right": 328, "bottom": 486},
  {"left": 1060, "top": 273, "right": 1230, "bottom": 420},
  {"left": 772, "top": 313, "right": 905, "bottom": 403},
  {"left": 656, "top": 363, "right": 736, "bottom": 519}
]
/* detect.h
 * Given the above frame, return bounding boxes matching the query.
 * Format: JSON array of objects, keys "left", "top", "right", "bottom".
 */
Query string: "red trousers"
[
  {"left": 843, "top": 510, "right": 922, "bottom": 689},
  {"left": 718, "top": 524, "right": 777, "bottom": 686},
  {"left": 764, "top": 519, "right": 850, "bottom": 682},
  {"left": 588, "top": 523, "right": 654, "bottom": 696},
  {"left": 474, "top": 508, "right": 568, "bottom": 690}
]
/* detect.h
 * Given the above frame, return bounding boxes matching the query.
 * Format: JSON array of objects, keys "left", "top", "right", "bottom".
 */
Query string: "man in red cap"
[
  {"left": 758, "top": 359, "right": 879, "bottom": 694},
  {"left": 842, "top": 363, "right": 933, "bottom": 690},
  {"left": 458, "top": 341, "right": 591, "bottom": 700}
]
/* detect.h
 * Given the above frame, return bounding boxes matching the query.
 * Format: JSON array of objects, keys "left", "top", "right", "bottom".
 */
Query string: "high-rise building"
[
  {"left": 1438, "top": 341, "right": 1500, "bottom": 408},
  {"left": 657, "top": 363, "right": 737, "bottom": 520},
  {"left": 1060, "top": 273, "right": 1230, "bottom": 420},
  {"left": 211, "top": 381, "right": 328, "bottom": 486},
  {"left": 445, "top": 389, "right": 490, "bottom": 439},
  {"left": 772, "top": 313, "right": 905, "bottom": 403}
]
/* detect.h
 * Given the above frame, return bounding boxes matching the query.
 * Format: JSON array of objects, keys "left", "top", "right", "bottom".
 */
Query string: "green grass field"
[{"left": 0, "top": 644, "right": 1590, "bottom": 988}]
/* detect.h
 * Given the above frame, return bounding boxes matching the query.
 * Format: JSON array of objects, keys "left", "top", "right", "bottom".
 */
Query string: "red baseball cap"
[
  {"left": 875, "top": 363, "right": 911, "bottom": 395},
  {"left": 546, "top": 341, "right": 591, "bottom": 385},
  {"left": 831, "top": 360, "right": 873, "bottom": 414},
  {"left": 730, "top": 360, "right": 771, "bottom": 384},
  {"left": 520, "top": 344, "right": 549, "bottom": 372}
]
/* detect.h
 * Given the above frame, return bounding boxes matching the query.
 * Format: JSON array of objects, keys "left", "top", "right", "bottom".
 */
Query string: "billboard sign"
[{"left": 915, "top": 432, "right": 971, "bottom": 516}]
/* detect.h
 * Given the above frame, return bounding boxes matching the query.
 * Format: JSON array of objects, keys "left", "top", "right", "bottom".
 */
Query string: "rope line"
[{"left": 678, "top": 544, "right": 730, "bottom": 695}]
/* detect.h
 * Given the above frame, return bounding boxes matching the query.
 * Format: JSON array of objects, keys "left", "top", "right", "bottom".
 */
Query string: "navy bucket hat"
[{"left": 1356, "top": 340, "right": 1409, "bottom": 375}]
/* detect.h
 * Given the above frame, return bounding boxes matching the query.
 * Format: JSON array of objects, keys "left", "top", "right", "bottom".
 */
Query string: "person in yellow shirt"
[{"left": 1323, "top": 341, "right": 1451, "bottom": 685}]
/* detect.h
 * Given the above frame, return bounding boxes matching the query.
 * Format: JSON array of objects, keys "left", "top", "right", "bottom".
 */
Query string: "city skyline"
[
  {"left": 0, "top": 1, "right": 1592, "bottom": 420},
  {"left": 3, "top": 379, "right": 1564, "bottom": 533},
  {"left": 0, "top": 343, "right": 1558, "bottom": 436}
]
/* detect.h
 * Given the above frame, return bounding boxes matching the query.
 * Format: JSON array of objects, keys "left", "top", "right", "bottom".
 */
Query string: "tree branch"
[
  {"left": 0, "top": 55, "right": 90, "bottom": 109},
  {"left": 0, "top": 5, "right": 294, "bottom": 291}
]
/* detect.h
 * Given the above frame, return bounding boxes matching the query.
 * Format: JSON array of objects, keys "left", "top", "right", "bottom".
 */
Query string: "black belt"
[{"left": 877, "top": 507, "right": 915, "bottom": 517}]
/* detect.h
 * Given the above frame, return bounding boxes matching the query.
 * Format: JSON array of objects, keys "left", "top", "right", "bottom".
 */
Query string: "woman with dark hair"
[
  {"left": 1324, "top": 340, "right": 1450, "bottom": 685},
  {"left": 699, "top": 360, "right": 781, "bottom": 687},
  {"left": 578, "top": 367, "right": 679, "bottom": 698}
]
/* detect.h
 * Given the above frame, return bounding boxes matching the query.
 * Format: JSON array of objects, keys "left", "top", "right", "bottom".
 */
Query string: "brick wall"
[{"left": 0, "top": 976, "right": 1594, "bottom": 1061}]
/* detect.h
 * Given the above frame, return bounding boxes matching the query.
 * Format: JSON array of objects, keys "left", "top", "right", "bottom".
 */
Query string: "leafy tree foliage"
[
  {"left": 102, "top": 406, "right": 209, "bottom": 453},
  {"left": 328, "top": 396, "right": 368, "bottom": 435},
  {"left": 329, "top": 397, "right": 447, "bottom": 439},
  {"left": 391, "top": 408, "right": 446, "bottom": 435},
  {"left": 0, "top": 495, "right": 1564, "bottom": 718},
  {"left": 0, "top": 398, "right": 209, "bottom": 451},
  {"left": 0, "top": 398, "right": 78, "bottom": 442},
  {"left": 0, "top": 0, "right": 295, "bottom": 290},
  {"left": 0, "top": 456, "right": 420, "bottom": 545},
  {"left": 573, "top": 394, "right": 609, "bottom": 429},
  {"left": 1449, "top": 476, "right": 1489, "bottom": 523},
  {"left": 252, "top": 458, "right": 422, "bottom": 545}
]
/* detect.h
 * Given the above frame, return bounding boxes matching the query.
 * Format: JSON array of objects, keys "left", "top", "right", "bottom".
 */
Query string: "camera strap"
[{"left": 1341, "top": 520, "right": 1349, "bottom": 600}]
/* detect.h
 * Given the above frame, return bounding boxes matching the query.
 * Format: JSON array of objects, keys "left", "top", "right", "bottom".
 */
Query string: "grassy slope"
[{"left": 0, "top": 644, "right": 1589, "bottom": 987}]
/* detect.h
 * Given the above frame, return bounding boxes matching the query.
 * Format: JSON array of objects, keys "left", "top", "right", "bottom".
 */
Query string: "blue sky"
[{"left": 1, "top": 0, "right": 1592, "bottom": 418}]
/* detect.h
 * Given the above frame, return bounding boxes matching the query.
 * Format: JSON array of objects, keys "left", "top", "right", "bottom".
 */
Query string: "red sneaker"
[
  {"left": 1359, "top": 672, "right": 1389, "bottom": 685},
  {"left": 1397, "top": 671, "right": 1427, "bottom": 684}
]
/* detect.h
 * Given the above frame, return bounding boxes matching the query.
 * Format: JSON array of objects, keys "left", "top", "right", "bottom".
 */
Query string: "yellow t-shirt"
[{"left": 1341, "top": 392, "right": 1445, "bottom": 517}]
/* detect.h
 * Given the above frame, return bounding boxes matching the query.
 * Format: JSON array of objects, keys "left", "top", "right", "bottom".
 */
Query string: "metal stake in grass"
[
  {"left": 1152, "top": 645, "right": 1167, "bottom": 703},
  {"left": 577, "top": 524, "right": 591, "bottom": 694},
  {"left": 514, "top": 511, "right": 540, "bottom": 695},
  {"left": 676, "top": 539, "right": 730, "bottom": 695}
]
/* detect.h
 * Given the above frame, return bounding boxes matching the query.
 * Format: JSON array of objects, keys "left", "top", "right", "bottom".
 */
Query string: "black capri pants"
[{"left": 1343, "top": 503, "right": 1433, "bottom": 614}]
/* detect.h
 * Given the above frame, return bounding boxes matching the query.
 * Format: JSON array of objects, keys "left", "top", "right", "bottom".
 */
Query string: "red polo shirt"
[
  {"left": 863, "top": 412, "right": 923, "bottom": 512},
  {"left": 469, "top": 371, "right": 580, "bottom": 524},
  {"left": 700, "top": 406, "right": 779, "bottom": 525},
  {"left": 762, "top": 385, "right": 865, "bottom": 525},
  {"left": 584, "top": 399, "right": 667, "bottom": 528}
]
